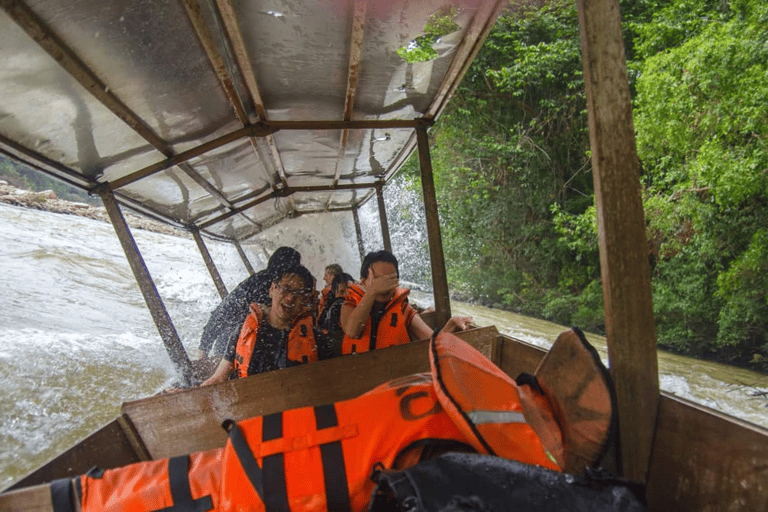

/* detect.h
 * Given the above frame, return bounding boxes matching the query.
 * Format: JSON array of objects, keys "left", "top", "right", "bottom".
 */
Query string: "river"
[{"left": 0, "top": 201, "right": 766, "bottom": 489}]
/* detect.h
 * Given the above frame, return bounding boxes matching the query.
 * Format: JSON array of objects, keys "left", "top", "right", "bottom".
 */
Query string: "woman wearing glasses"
[{"left": 202, "top": 265, "right": 333, "bottom": 385}]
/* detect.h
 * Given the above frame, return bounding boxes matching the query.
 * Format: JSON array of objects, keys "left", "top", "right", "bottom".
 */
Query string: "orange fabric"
[
  {"left": 533, "top": 328, "right": 615, "bottom": 474},
  {"left": 235, "top": 303, "right": 318, "bottom": 378},
  {"left": 341, "top": 283, "right": 416, "bottom": 355},
  {"left": 219, "top": 373, "right": 467, "bottom": 512},
  {"left": 316, "top": 286, "right": 331, "bottom": 321},
  {"left": 429, "top": 332, "right": 561, "bottom": 472},
  {"left": 78, "top": 449, "right": 222, "bottom": 512},
  {"left": 517, "top": 383, "right": 565, "bottom": 468}
]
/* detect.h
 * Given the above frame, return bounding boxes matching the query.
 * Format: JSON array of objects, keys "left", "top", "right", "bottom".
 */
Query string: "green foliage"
[
  {"left": 399, "top": 0, "right": 768, "bottom": 369},
  {"left": 0, "top": 154, "right": 97, "bottom": 204},
  {"left": 397, "top": 5, "right": 460, "bottom": 63},
  {"left": 425, "top": 0, "right": 597, "bottom": 323},
  {"left": 633, "top": 0, "right": 768, "bottom": 363},
  {"left": 716, "top": 230, "right": 768, "bottom": 352}
]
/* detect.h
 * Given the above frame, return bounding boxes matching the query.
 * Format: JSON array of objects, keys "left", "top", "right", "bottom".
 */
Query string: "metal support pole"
[
  {"left": 98, "top": 188, "right": 195, "bottom": 384},
  {"left": 234, "top": 240, "right": 255, "bottom": 275},
  {"left": 352, "top": 209, "right": 365, "bottom": 263},
  {"left": 191, "top": 227, "right": 228, "bottom": 299},
  {"left": 375, "top": 182, "right": 392, "bottom": 253},
  {"left": 416, "top": 125, "right": 451, "bottom": 328},
  {"left": 577, "top": 0, "right": 659, "bottom": 482}
]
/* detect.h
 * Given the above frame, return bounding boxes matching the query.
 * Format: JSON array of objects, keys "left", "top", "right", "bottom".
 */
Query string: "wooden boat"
[{"left": 0, "top": 0, "right": 766, "bottom": 510}]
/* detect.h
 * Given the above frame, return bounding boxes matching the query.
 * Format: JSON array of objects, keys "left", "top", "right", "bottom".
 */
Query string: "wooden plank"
[
  {"left": 416, "top": 125, "right": 451, "bottom": 328},
  {"left": 100, "top": 189, "right": 195, "bottom": 384},
  {"left": 0, "top": 483, "right": 53, "bottom": 512},
  {"left": 576, "top": 0, "right": 659, "bottom": 481},
  {"left": 455, "top": 325, "right": 499, "bottom": 360},
  {"left": 376, "top": 183, "right": 392, "bottom": 253},
  {"left": 646, "top": 394, "right": 768, "bottom": 511},
  {"left": 124, "top": 342, "right": 430, "bottom": 458},
  {"left": 496, "top": 335, "right": 547, "bottom": 379},
  {"left": 122, "top": 328, "right": 498, "bottom": 459},
  {"left": 3, "top": 419, "right": 142, "bottom": 491},
  {"left": 192, "top": 228, "right": 228, "bottom": 299}
]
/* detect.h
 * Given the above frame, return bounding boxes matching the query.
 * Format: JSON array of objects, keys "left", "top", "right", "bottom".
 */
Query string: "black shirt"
[{"left": 198, "top": 269, "right": 273, "bottom": 357}]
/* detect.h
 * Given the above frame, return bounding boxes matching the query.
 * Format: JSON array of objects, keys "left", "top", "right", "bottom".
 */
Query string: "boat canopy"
[{"left": 0, "top": 0, "right": 503, "bottom": 242}]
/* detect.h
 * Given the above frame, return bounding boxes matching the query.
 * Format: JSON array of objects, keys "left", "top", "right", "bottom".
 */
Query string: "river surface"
[{"left": 1, "top": 202, "right": 766, "bottom": 489}]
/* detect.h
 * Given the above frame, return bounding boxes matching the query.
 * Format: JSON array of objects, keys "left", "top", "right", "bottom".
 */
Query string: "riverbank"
[{"left": 0, "top": 180, "right": 189, "bottom": 239}]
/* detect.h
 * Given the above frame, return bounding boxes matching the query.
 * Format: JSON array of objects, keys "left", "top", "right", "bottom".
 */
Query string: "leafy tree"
[
  {"left": 633, "top": 0, "right": 768, "bottom": 361},
  {"left": 426, "top": 0, "right": 597, "bottom": 320}
]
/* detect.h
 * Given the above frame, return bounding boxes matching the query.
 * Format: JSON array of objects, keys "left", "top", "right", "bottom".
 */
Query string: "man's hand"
[
  {"left": 441, "top": 316, "right": 473, "bottom": 333},
  {"left": 366, "top": 268, "right": 399, "bottom": 296}
]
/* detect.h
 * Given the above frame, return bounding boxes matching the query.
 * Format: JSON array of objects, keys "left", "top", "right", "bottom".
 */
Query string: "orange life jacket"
[
  {"left": 235, "top": 304, "right": 317, "bottom": 378},
  {"left": 316, "top": 286, "right": 331, "bottom": 322},
  {"left": 341, "top": 283, "right": 414, "bottom": 355},
  {"left": 50, "top": 330, "right": 613, "bottom": 512},
  {"left": 218, "top": 332, "right": 559, "bottom": 512},
  {"left": 71, "top": 448, "right": 222, "bottom": 512}
]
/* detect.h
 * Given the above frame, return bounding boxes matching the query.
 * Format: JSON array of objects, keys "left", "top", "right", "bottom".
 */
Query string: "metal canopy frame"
[{"left": 0, "top": 0, "right": 661, "bottom": 483}]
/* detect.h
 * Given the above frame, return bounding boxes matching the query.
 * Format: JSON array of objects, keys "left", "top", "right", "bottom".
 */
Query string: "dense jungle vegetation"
[{"left": 396, "top": 0, "right": 768, "bottom": 369}]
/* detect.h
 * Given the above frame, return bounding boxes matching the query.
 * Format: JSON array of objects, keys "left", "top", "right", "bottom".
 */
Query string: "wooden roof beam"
[
  {"left": 1, "top": 0, "right": 172, "bottom": 156},
  {"left": 109, "top": 120, "right": 422, "bottom": 190},
  {"left": 180, "top": 0, "right": 269, "bottom": 229},
  {"left": 331, "top": 0, "right": 367, "bottom": 192},
  {"left": 181, "top": 0, "right": 249, "bottom": 125},
  {"left": 214, "top": 0, "right": 288, "bottom": 189},
  {"left": 197, "top": 182, "right": 377, "bottom": 229},
  {"left": 426, "top": 0, "right": 505, "bottom": 119}
]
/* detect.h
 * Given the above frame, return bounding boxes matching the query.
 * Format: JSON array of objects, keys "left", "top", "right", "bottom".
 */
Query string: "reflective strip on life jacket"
[
  {"left": 465, "top": 410, "right": 527, "bottom": 425},
  {"left": 218, "top": 373, "right": 470, "bottom": 512},
  {"left": 429, "top": 331, "right": 561, "bottom": 472},
  {"left": 235, "top": 304, "right": 318, "bottom": 378},
  {"left": 341, "top": 284, "right": 412, "bottom": 355},
  {"left": 76, "top": 449, "right": 222, "bottom": 512}
]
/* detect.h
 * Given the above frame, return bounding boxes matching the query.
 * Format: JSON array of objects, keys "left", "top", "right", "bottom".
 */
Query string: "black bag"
[{"left": 369, "top": 452, "right": 646, "bottom": 512}]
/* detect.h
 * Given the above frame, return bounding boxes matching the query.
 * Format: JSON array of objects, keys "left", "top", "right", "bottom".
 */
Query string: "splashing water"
[{"left": 1, "top": 196, "right": 766, "bottom": 490}]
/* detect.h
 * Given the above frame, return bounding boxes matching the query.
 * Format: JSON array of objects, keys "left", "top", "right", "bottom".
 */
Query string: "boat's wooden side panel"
[
  {"left": 0, "top": 484, "right": 52, "bottom": 512},
  {"left": 495, "top": 335, "right": 547, "bottom": 378},
  {"left": 123, "top": 327, "right": 499, "bottom": 460},
  {"left": 646, "top": 394, "right": 768, "bottom": 511},
  {"left": 4, "top": 418, "right": 145, "bottom": 492}
]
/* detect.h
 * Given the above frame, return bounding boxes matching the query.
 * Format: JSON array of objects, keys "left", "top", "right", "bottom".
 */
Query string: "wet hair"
[
  {"left": 267, "top": 246, "right": 301, "bottom": 270},
  {"left": 331, "top": 272, "right": 355, "bottom": 295},
  {"left": 325, "top": 263, "right": 343, "bottom": 277},
  {"left": 360, "top": 250, "right": 399, "bottom": 280},
  {"left": 266, "top": 246, "right": 301, "bottom": 282},
  {"left": 271, "top": 264, "right": 314, "bottom": 293}
]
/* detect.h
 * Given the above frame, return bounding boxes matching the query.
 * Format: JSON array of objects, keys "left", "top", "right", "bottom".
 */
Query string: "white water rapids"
[{"left": 1, "top": 201, "right": 766, "bottom": 489}]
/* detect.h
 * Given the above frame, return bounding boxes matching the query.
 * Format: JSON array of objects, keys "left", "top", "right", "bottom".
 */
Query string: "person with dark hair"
[
  {"left": 316, "top": 263, "right": 344, "bottom": 322},
  {"left": 319, "top": 272, "right": 355, "bottom": 339},
  {"left": 202, "top": 264, "right": 333, "bottom": 385},
  {"left": 340, "top": 250, "right": 471, "bottom": 355},
  {"left": 197, "top": 246, "right": 301, "bottom": 359}
]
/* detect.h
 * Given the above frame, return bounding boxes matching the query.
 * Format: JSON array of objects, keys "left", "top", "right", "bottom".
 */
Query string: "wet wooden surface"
[{"left": 123, "top": 327, "right": 498, "bottom": 459}]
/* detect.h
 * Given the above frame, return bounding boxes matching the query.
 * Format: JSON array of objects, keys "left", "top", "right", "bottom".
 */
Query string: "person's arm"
[
  {"left": 441, "top": 316, "right": 473, "bottom": 333},
  {"left": 340, "top": 270, "right": 398, "bottom": 338},
  {"left": 407, "top": 314, "right": 474, "bottom": 341},
  {"left": 201, "top": 359, "right": 234, "bottom": 386},
  {"left": 407, "top": 313, "right": 434, "bottom": 341}
]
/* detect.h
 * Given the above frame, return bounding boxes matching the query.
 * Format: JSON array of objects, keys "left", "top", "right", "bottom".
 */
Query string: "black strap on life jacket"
[
  {"left": 314, "top": 404, "right": 352, "bottom": 512},
  {"left": 262, "top": 413, "right": 290, "bottom": 512},
  {"left": 155, "top": 455, "right": 213, "bottom": 512},
  {"left": 50, "top": 478, "right": 74, "bottom": 512},
  {"left": 223, "top": 406, "right": 352, "bottom": 512},
  {"left": 223, "top": 414, "right": 290, "bottom": 512}
]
